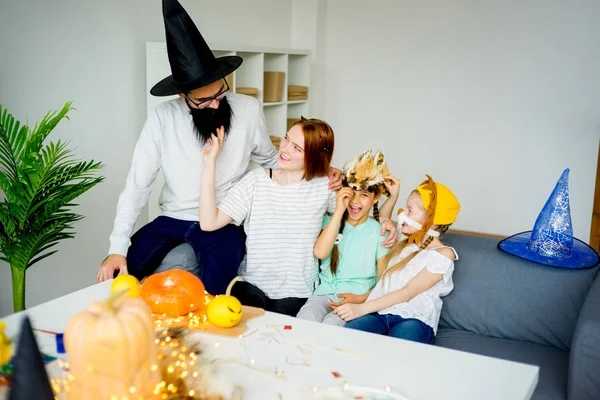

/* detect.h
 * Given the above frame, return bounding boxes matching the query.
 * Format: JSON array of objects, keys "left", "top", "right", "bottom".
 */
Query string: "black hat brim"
[{"left": 150, "top": 55, "right": 242, "bottom": 97}]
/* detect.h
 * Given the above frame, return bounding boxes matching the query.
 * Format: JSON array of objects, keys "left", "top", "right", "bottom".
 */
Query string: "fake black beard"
[{"left": 189, "top": 96, "right": 234, "bottom": 144}]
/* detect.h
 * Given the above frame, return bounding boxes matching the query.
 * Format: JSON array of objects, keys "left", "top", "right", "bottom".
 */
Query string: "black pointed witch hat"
[
  {"left": 8, "top": 316, "right": 54, "bottom": 400},
  {"left": 150, "top": 0, "right": 242, "bottom": 96}
]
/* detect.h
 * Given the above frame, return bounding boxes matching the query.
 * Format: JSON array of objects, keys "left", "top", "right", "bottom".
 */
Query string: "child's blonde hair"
[{"left": 378, "top": 190, "right": 451, "bottom": 280}]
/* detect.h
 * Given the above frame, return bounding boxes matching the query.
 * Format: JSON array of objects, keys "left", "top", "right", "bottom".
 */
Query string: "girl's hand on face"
[
  {"left": 335, "top": 187, "right": 353, "bottom": 214},
  {"left": 384, "top": 175, "right": 400, "bottom": 199},
  {"left": 333, "top": 303, "right": 366, "bottom": 322},
  {"left": 202, "top": 126, "right": 225, "bottom": 164}
]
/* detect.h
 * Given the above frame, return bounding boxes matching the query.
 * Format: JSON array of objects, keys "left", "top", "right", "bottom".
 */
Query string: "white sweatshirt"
[{"left": 108, "top": 93, "right": 279, "bottom": 256}]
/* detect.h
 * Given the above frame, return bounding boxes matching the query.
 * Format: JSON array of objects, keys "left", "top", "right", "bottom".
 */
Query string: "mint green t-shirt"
[{"left": 313, "top": 215, "right": 390, "bottom": 301}]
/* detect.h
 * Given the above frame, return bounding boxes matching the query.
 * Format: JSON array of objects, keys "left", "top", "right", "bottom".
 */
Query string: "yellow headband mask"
[
  {"left": 397, "top": 211, "right": 440, "bottom": 238},
  {"left": 398, "top": 175, "right": 460, "bottom": 245}
]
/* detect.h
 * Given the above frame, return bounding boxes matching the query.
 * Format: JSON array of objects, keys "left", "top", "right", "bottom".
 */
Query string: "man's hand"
[
  {"left": 327, "top": 167, "right": 343, "bottom": 191},
  {"left": 97, "top": 254, "right": 127, "bottom": 282},
  {"left": 202, "top": 126, "right": 225, "bottom": 165},
  {"left": 328, "top": 292, "right": 367, "bottom": 308},
  {"left": 380, "top": 217, "right": 398, "bottom": 248},
  {"left": 333, "top": 303, "right": 367, "bottom": 322}
]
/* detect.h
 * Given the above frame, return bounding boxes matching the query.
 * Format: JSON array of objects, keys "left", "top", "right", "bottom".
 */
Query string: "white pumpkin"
[{"left": 64, "top": 291, "right": 161, "bottom": 400}]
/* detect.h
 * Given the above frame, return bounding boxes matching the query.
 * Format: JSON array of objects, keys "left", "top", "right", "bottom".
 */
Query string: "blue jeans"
[
  {"left": 125, "top": 216, "right": 245, "bottom": 295},
  {"left": 345, "top": 312, "right": 434, "bottom": 344}
]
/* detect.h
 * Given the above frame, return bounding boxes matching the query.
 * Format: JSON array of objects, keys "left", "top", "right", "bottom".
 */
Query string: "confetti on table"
[
  {"left": 33, "top": 328, "right": 60, "bottom": 335},
  {"left": 33, "top": 329, "right": 65, "bottom": 354},
  {"left": 309, "top": 383, "right": 412, "bottom": 400},
  {"left": 210, "top": 358, "right": 287, "bottom": 379},
  {"left": 55, "top": 333, "right": 65, "bottom": 354},
  {"left": 289, "top": 339, "right": 362, "bottom": 356},
  {"left": 285, "top": 356, "right": 343, "bottom": 378},
  {"left": 239, "top": 328, "right": 258, "bottom": 339}
]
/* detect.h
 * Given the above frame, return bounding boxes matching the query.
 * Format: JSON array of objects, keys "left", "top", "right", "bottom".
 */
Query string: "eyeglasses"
[{"left": 184, "top": 79, "right": 229, "bottom": 109}]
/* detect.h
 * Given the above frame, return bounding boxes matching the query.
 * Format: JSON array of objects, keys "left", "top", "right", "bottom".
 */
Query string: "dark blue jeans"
[
  {"left": 345, "top": 312, "right": 434, "bottom": 344},
  {"left": 125, "top": 216, "right": 245, "bottom": 295}
]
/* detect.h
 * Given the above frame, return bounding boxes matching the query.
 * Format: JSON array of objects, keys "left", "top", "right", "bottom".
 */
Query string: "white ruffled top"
[{"left": 366, "top": 243, "right": 458, "bottom": 334}]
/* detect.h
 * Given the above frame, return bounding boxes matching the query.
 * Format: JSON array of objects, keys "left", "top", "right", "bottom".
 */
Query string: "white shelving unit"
[{"left": 144, "top": 43, "right": 311, "bottom": 220}]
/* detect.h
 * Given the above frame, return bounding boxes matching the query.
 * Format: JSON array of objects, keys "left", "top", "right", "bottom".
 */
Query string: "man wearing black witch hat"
[{"left": 96, "top": 0, "right": 341, "bottom": 294}]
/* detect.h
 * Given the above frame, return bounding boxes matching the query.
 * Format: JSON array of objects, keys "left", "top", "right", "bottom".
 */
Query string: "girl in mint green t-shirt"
[{"left": 297, "top": 150, "right": 399, "bottom": 326}]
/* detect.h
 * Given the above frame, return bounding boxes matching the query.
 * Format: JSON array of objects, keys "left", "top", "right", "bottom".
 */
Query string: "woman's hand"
[
  {"left": 327, "top": 167, "right": 343, "bottom": 191},
  {"left": 202, "top": 126, "right": 224, "bottom": 165},
  {"left": 333, "top": 303, "right": 367, "bottom": 322},
  {"left": 335, "top": 187, "right": 353, "bottom": 215}
]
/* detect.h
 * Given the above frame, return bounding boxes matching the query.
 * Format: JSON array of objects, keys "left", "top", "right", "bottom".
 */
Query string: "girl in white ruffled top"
[{"left": 333, "top": 175, "right": 460, "bottom": 344}]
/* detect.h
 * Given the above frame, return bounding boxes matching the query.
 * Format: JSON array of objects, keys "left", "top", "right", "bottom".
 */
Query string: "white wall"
[
  {"left": 323, "top": 0, "right": 600, "bottom": 240},
  {"left": 2, "top": 0, "right": 599, "bottom": 317},
  {"left": 0, "top": 0, "right": 293, "bottom": 317},
  {"left": 291, "top": 0, "right": 328, "bottom": 118}
]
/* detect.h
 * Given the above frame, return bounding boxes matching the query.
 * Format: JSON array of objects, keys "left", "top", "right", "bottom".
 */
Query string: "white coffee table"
[{"left": 1, "top": 281, "right": 538, "bottom": 400}]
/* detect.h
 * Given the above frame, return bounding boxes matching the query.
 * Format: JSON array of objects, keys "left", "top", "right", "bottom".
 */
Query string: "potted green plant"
[{"left": 0, "top": 102, "right": 104, "bottom": 312}]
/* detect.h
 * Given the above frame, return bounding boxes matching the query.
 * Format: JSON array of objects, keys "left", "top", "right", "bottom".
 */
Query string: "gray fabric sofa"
[
  {"left": 437, "top": 233, "right": 600, "bottom": 400},
  {"left": 159, "top": 233, "right": 600, "bottom": 400},
  {"left": 155, "top": 242, "right": 200, "bottom": 277}
]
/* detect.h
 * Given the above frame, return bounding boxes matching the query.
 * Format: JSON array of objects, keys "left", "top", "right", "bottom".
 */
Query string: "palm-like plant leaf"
[{"left": 0, "top": 102, "right": 104, "bottom": 312}]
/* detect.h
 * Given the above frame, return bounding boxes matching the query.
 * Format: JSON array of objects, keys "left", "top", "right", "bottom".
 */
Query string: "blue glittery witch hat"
[{"left": 498, "top": 168, "right": 599, "bottom": 269}]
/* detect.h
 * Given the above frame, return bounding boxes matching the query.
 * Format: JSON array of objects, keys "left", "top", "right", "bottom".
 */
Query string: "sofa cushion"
[
  {"left": 435, "top": 327, "right": 568, "bottom": 400},
  {"left": 569, "top": 272, "right": 600, "bottom": 400},
  {"left": 440, "top": 233, "right": 599, "bottom": 351},
  {"left": 154, "top": 242, "right": 200, "bottom": 276}
]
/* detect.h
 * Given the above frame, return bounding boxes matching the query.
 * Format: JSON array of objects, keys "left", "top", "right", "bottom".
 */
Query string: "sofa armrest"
[{"left": 569, "top": 273, "right": 600, "bottom": 400}]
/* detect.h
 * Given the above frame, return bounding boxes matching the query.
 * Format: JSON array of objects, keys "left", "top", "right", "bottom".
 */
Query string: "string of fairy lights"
[{"left": 47, "top": 303, "right": 411, "bottom": 400}]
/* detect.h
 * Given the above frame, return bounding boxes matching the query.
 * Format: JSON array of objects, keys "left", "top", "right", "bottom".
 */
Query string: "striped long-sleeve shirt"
[{"left": 218, "top": 168, "right": 336, "bottom": 299}]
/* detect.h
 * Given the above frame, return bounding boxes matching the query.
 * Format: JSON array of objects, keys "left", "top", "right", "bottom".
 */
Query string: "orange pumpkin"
[
  {"left": 64, "top": 291, "right": 161, "bottom": 400},
  {"left": 140, "top": 269, "right": 209, "bottom": 317}
]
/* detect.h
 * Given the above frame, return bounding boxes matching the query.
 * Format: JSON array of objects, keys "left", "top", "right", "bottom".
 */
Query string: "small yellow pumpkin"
[
  {"left": 207, "top": 295, "right": 243, "bottom": 328},
  {"left": 206, "top": 276, "right": 244, "bottom": 328},
  {"left": 64, "top": 290, "right": 161, "bottom": 400},
  {"left": 0, "top": 321, "right": 11, "bottom": 366},
  {"left": 110, "top": 274, "right": 141, "bottom": 297}
]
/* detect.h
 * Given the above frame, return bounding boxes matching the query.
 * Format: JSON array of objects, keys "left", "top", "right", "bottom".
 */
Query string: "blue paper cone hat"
[{"left": 498, "top": 168, "right": 599, "bottom": 269}]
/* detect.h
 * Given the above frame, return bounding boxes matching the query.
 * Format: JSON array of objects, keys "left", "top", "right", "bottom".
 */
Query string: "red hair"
[{"left": 293, "top": 117, "right": 335, "bottom": 181}]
